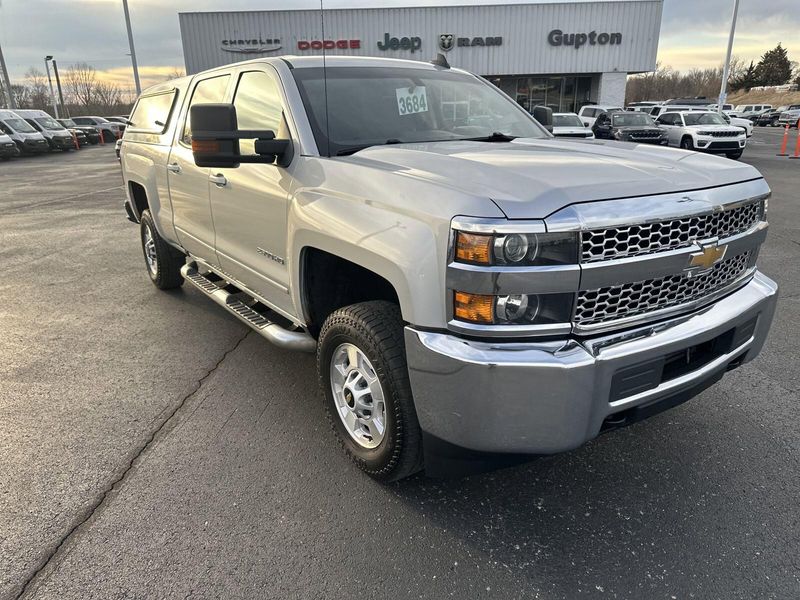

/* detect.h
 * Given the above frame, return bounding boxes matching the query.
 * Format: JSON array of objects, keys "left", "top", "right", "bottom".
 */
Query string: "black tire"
[
  {"left": 726, "top": 150, "right": 743, "bottom": 160},
  {"left": 317, "top": 301, "right": 423, "bottom": 482},
  {"left": 680, "top": 136, "right": 694, "bottom": 151},
  {"left": 1, "top": 156, "right": 10, "bottom": 161},
  {"left": 140, "top": 209, "right": 184, "bottom": 289}
]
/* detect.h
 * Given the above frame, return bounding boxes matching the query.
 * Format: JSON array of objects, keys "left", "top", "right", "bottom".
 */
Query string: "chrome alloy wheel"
[
  {"left": 143, "top": 224, "right": 157, "bottom": 275},
  {"left": 330, "top": 343, "right": 387, "bottom": 449}
]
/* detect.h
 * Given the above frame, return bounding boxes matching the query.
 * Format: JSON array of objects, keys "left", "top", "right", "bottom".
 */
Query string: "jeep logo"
[{"left": 377, "top": 33, "right": 422, "bottom": 53}]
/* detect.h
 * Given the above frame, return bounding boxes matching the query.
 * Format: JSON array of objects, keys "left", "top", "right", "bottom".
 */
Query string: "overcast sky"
[{"left": 1, "top": 0, "right": 797, "bottom": 88}]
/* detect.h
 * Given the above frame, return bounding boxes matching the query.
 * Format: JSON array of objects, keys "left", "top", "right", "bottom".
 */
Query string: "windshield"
[
  {"left": 59, "top": 119, "right": 77, "bottom": 127},
  {"left": 553, "top": 114, "right": 583, "bottom": 127},
  {"left": 684, "top": 113, "right": 727, "bottom": 126},
  {"left": 291, "top": 66, "right": 547, "bottom": 156},
  {"left": 611, "top": 113, "right": 655, "bottom": 126},
  {"left": 35, "top": 117, "right": 66, "bottom": 131},
  {"left": 3, "top": 118, "right": 36, "bottom": 133}
]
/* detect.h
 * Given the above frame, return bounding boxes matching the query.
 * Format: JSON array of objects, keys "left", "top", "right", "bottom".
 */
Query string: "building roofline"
[{"left": 178, "top": 0, "right": 662, "bottom": 16}]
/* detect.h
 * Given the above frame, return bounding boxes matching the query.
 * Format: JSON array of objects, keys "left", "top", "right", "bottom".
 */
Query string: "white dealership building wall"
[{"left": 179, "top": 0, "right": 663, "bottom": 111}]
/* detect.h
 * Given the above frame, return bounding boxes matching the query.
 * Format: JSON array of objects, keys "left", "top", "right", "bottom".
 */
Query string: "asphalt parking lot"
[{"left": 1, "top": 128, "right": 798, "bottom": 600}]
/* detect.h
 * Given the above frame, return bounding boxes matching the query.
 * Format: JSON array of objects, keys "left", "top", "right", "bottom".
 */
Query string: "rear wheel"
[
  {"left": 317, "top": 301, "right": 423, "bottom": 482},
  {"left": 140, "top": 209, "right": 184, "bottom": 290},
  {"left": 680, "top": 136, "right": 694, "bottom": 151}
]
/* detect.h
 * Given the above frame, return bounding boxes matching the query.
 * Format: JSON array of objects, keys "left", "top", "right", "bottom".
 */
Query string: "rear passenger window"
[
  {"left": 233, "top": 70, "right": 286, "bottom": 154},
  {"left": 182, "top": 75, "right": 230, "bottom": 145},
  {"left": 129, "top": 91, "right": 177, "bottom": 134}
]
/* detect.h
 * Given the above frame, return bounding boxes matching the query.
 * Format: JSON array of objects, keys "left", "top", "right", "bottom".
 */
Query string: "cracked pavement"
[{"left": 1, "top": 131, "right": 798, "bottom": 599}]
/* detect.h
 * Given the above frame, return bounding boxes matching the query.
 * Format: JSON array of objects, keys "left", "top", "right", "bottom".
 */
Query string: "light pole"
[
  {"left": 52, "top": 59, "right": 67, "bottom": 117},
  {"left": 0, "top": 36, "right": 14, "bottom": 108},
  {"left": 717, "top": 0, "right": 740, "bottom": 113},
  {"left": 44, "top": 55, "right": 59, "bottom": 118},
  {"left": 122, "top": 0, "right": 141, "bottom": 96}
]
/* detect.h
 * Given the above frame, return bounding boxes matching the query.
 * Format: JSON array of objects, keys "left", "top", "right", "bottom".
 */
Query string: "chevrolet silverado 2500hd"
[{"left": 121, "top": 56, "right": 777, "bottom": 481}]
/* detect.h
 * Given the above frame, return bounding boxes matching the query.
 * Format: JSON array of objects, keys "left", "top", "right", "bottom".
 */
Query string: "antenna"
[
  {"left": 320, "top": 0, "right": 330, "bottom": 157},
  {"left": 431, "top": 53, "right": 450, "bottom": 69}
]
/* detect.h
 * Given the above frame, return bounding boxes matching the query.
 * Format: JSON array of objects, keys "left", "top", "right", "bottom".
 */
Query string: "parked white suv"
[
  {"left": 656, "top": 111, "right": 747, "bottom": 159},
  {"left": 578, "top": 104, "right": 623, "bottom": 127}
]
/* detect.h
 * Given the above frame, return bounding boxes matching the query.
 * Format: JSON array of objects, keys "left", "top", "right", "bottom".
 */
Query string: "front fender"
[{"left": 288, "top": 190, "right": 448, "bottom": 328}]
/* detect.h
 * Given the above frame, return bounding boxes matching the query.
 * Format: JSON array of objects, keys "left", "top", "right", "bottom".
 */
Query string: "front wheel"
[
  {"left": 317, "top": 301, "right": 423, "bottom": 482},
  {"left": 140, "top": 209, "right": 184, "bottom": 289},
  {"left": 726, "top": 150, "right": 743, "bottom": 160},
  {"left": 680, "top": 136, "right": 695, "bottom": 151}
]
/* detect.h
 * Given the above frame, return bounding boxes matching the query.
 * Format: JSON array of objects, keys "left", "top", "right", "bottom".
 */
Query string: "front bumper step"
[{"left": 181, "top": 262, "right": 316, "bottom": 353}]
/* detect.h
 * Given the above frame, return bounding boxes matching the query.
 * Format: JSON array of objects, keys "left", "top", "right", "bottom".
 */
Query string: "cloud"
[{"left": 1, "top": 0, "right": 798, "bottom": 85}]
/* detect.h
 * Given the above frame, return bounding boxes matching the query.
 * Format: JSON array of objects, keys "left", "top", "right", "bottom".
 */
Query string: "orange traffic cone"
[
  {"left": 777, "top": 125, "right": 790, "bottom": 156},
  {"left": 790, "top": 128, "right": 800, "bottom": 159}
]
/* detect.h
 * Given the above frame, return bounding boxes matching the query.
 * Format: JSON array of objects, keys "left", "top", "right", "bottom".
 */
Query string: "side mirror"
[
  {"left": 532, "top": 105, "right": 553, "bottom": 133},
  {"left": 190, "top": 103, "right": 293, "bottom": 168},
  {"left": 584, "top": 122, "right": 590, "bottom": 127}
]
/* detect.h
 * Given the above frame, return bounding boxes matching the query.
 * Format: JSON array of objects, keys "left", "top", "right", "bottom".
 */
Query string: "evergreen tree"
[
  {"left": 730, "top": 61, "right": 758, "bottom": 91},
  {"left": 754, "top": 43, "right": 792, "bottom": 86}
]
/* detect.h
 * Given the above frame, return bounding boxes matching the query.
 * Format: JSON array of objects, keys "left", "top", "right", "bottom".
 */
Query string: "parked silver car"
[{"left": 121, "top": 56, "right": 776, "bottom": 480}]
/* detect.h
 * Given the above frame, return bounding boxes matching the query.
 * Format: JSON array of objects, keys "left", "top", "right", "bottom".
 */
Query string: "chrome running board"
[{"left": 181, "top": 262, "right": 316, "bottom": 353}]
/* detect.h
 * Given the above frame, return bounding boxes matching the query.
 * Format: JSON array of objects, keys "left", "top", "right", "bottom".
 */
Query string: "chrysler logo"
[{"left": 687, "top": 239, "right": 727, "bottom": 274}]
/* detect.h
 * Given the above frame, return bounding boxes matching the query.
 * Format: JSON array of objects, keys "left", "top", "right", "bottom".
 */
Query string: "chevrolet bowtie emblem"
[{"left": 688, "top": 240, "right": 727, "bottom": 271}]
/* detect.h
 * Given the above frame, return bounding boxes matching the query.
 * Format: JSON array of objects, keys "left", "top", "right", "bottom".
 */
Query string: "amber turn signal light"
[
  {"left": 191, "top": 139, "right": 220, "bottom": 153},
  {"left": 454, "top": 291, "right": 494, "bottom": 324},
  {"left": 455, "top": 232, "right": 492, "bottom": 265}
]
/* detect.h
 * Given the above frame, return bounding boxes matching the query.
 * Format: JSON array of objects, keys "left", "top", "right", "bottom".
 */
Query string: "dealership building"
[{"left": 178, "top": 0, "right": 663, "bottom": 111}]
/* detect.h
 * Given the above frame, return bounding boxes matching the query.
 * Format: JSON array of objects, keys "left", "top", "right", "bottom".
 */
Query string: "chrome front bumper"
[{"left": 405, "top": 271, "right": 778, "bottom": 455}]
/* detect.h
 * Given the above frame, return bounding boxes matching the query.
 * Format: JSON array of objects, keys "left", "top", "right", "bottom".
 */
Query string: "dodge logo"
[{"left": 438, "top": 34, "right": 454, "bottom": 52}]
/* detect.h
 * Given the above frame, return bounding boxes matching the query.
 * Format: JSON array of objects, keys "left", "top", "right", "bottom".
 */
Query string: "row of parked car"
[
  {"left": 627, "top": 100, "right": 800, "bottom": 128},
  {"left": 551, "top": 104, "right": 749, "bottom": 160},
  {"left": 0, "top": 108, "right": 127, "bottom": 160}
]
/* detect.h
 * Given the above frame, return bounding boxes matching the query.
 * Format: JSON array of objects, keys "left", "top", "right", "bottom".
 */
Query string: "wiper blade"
[
  {"left": 335, "top": 139, "right": 404, "bottom": 156},
  {"left": 463, "top": 131, "right": 518, "bottom": 143}
]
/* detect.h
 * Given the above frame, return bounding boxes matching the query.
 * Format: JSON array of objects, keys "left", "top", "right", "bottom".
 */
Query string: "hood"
[
  {"left": 342, "top": 138, "right": 762, "bottom": 219},
  {"left": 687, "top": 124, "right": 742, "bottom": 132},
  {"left": 615, "top": 125, "right": 662, "bottom": 133},
  {"left": 20, "top": 131, "right": 45, "bottom": 140},
  {"left": 553, "top": 126, "right": 591, "bottom": 135}
]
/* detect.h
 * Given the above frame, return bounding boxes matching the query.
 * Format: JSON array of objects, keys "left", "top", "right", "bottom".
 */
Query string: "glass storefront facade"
[{"left": 486, "top": 75, "right": 594, "bottom": 114}]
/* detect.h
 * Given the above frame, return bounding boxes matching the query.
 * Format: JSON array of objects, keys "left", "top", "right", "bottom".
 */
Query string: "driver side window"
[
  {"left": 181, "top": 74, "right": 230, "bottom": 145},
  {"left": 233, "top": 70, "right": 287, "bottom": 155}
]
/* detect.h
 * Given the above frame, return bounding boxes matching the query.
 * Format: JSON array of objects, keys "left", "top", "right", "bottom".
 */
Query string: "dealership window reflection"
[{"left": 488, "top": 75, "right": 593, "bottom": 114}]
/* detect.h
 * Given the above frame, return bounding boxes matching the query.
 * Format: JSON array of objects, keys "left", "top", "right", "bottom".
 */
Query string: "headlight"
[
  {"left": 454, "top": 291, "right": 574, "bottom": 325},
  {"left": 454, "top": 231, "right": 578, "bottom": 266}
]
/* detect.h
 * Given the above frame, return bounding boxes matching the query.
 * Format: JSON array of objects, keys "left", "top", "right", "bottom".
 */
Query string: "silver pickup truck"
[{"left": 121, "top": 56, "right": 777, "bottom": 480}]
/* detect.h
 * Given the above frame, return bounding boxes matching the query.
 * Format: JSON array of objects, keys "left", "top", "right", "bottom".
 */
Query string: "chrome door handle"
[
  {"left": 209, "top": 173, "right": 227, "bottom": 187},
  {"left": 167, "top": 163, "right": 181, "bottom": 173}
]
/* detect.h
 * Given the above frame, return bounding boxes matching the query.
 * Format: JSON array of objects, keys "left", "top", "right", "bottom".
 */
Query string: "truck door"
[
  {"left": 207, "top": 66, "right": 294, "bottom": 317},
  {"left": 167, "top": 73, "right": 231, "bottom": 266}
]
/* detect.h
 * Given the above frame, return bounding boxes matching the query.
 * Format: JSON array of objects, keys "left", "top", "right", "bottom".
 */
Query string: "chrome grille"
[
  {"left": 582, "top": 200, "right": 762, "bottom": 263},
  {"left": 574, "top": 251, "right": 752, "bottom": 326}
]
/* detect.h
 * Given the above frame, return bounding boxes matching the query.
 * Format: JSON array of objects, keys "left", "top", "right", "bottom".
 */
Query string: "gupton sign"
[{"left": 547, "top": 29, "right": 622, "bottom": 49}]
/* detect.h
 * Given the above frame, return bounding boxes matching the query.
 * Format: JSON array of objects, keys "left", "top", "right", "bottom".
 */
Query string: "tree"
[
  {"left": 65, "top": 62, "right": 98, "bottom": 108},
  {"left": 754, "top": 43, "right": 792, "bottom": 86},
  {"left": 22, "top": 67, "right": 51, "bottom": 110},
  {"left": 730, "top": 61, "right": 758, "bottom": 91}
]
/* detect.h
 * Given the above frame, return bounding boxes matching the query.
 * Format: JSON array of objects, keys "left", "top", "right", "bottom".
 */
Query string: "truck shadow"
[{"left": 384, "top": 398, "right": 784, "bottom": 595}]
